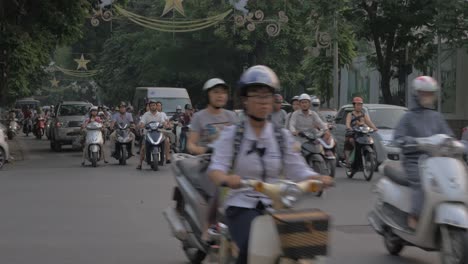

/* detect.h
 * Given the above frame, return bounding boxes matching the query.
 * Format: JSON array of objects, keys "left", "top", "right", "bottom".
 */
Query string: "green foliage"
[{"left": 0, "top": 0, "right": 91, "bottom": 104}]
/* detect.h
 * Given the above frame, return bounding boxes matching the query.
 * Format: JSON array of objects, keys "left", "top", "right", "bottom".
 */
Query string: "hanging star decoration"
[
  {"left": 74, "top": 54, "right": 90, "bottom": 70},
  {"left": 50, "top": 77, "right": 60, "bottom": 88},
  {"left": 162, "top": 0, "right": 185, "bottom": 17}
]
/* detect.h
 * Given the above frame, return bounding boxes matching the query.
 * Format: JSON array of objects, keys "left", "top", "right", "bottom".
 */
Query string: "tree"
[
  {"left": 0, "top": 0, "right": 91, "bottom": 105},
  {"left": 345, "top": 0, "right": 468, "bottom": 105}
]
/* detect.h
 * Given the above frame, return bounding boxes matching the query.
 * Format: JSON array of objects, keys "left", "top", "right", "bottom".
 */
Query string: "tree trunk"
[{"left": 380, "top": 71, "right": 393, "bottom": 104}]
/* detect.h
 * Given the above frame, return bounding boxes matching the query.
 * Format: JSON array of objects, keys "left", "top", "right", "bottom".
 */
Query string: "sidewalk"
[{"left": 7, "top": 137, "right": 24, "bottom": 162}]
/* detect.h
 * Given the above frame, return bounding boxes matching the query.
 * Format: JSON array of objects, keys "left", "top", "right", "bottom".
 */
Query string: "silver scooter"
[
  {"left": 368, "top": 134, "right": 468, "bottom": 264},
  {"left": 83, "top": 121, "right": 104, "bottom": 167}
]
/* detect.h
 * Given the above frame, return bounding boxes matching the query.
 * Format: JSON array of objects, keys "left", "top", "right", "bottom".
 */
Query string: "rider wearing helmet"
[
  {"left": 187, "top": 78, "right": 238, "bottom": 155},
  {"left": 288, "top": 93, "right": 329, "bottom": 143},
  {"left": 394, "top": 76, "right": 453, "bottom": 230},
  {"left": 285, "top": 95, "right": 300, "bottom": 130},
  {"left": 269, "top": 93, "right": 287, "bottom": 128},
  {"left": 208, "top": 65, "right": 333, "bottom": 264},
  {"left": 136, "top": 99, "right": 171, "bottom": 169},
  {"left": 81, "top": 106, "right": 108, "bottom": 165},
  {"left": 344, "top": 96, "right": 378, "bottom": 166},
  {"left": 110, "top": 102, "right": 135, "bottom": 159}
]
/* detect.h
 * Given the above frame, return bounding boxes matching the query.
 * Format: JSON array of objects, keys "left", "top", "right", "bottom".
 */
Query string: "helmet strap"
[{"left": 248, "top": 114, "right": 266, "bottom": 122}]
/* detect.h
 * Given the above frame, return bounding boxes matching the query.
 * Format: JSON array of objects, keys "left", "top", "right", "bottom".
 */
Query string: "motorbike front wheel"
[
  {"left": 362, "top": 150, "right": 376, "bottom": 181},
  {"left": 183, "top": 244, "right": 206, "bottom": 264},
  {"left": 152, "top": 151, "right": 158, "bottom": 171},
  {"left": 7, "top": 131, "right": 13, "bottom": 140},
  {"left": 119, "top": 146, "right": 127, "bottom": 165},
  {"left": 91, "top": 152, "right": 98, "bottom": 167},
  {"left": 439, "top": 225, "right": 468, "bottom": 264},
  {"left": 308, "top": 156, "right": 327, "bottom": 197},
  {"left": 384, "top": 230, "right": 404, "bottom": 256},
  {"left": 326, "top": 159, "right": 336, "bottom": 178}
]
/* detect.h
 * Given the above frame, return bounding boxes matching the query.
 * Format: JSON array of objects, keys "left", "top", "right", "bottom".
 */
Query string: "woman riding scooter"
[
  {"left": 81, "top": 106, "right": 108, "bottom": 166},
  {"left": 207, "top": 65, "right": 334, "bottom": 264},
  {"left": 344, "top": 97, "right": 378, "bottom": 167}
]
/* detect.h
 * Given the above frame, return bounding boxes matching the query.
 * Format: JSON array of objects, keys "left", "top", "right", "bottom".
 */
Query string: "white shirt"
[
  {"left": 289, "top": 109, "right": 327, "bottom": 133},
  {"left": 208, "top": 121, "right": 317, "bottom": 209},
  {"left": 139, "top": 111, "right": 168, "bottom": 126}
]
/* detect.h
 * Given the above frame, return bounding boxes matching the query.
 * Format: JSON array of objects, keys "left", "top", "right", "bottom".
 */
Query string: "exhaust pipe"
[{"left": 164, "top": 207, "right": 188, "bottom": 241}]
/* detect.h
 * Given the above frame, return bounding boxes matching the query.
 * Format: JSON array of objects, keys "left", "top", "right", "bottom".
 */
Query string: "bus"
[{"left": 15, "top": 97, "right": 40, "bottom": 110}]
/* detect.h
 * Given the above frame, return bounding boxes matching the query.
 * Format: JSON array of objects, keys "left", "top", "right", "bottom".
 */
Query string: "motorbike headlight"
[{"left": 280, "top": 183, "right": 302, "bottom": 208}]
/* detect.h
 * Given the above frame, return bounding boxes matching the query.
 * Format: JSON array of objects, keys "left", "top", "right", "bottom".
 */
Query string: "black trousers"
[{"left": 225, "top": 205, "right": 264, "bottom": 264}]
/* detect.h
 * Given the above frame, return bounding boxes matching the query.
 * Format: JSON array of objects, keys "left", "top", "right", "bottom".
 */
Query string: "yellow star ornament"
[
  {"left": 50, "top": 77, "right": 60, "bottom": 87},
  {"left": 162, "top": 0, "right": 185, "bottom": 17},
  {"left": 74, "top": 54, "right": 91, "bottom": 70}
]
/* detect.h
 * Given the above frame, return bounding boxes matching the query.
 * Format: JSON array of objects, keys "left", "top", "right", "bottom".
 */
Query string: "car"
[
  {"left": 0, "top": 128, "right": 10, "bottom": 169},
  {"left": 319, "top": 108, "right": 337, "bottom": 124},
  {"left": 332, "top": 104, "right": 408, "bottom": 167},
  {"left": 49, "top": 101, "right": 92, "bottom": 152}
]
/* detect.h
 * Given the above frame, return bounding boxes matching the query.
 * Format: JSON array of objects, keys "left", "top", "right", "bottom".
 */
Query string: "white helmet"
[
  {"left": 89, "top": 106, "right": 98, "bottom": 112},
  {"left": 203, "top": 78, "right": 229, "bottom": 92},
  {"left": 311, "top": 98, "right": 320, "bottom": 105},
  {"left": 298, "top": 93, "right": 311, "bottom": 102},
  {"left": 98, "top": 111, "right": 104, "bottom": 116},
  {"left": 412, "top": 76, "right": 439, "bottom": 93}
]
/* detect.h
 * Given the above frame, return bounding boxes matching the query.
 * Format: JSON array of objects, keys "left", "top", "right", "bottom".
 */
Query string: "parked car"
[
  {"left": 332, "top": 104, "right": 408, "bottom": 167},
  {"left": 0, "top": 128, "right": 10, "bottom": 169},
  {"left": 49, "top": 101, "right": 92, "bottom": 152},
  {"left": 319, "top": 108, "right": 337, "bottom": 124}
]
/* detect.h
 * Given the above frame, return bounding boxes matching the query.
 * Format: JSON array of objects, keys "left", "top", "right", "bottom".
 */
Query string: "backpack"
[{"left": 231, "top": 121, "right": 286, "bottom": 171}]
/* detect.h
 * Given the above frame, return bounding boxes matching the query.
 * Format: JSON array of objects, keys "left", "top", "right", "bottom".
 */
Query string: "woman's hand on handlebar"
[{"left": 220, "top": 175, "right": 242, "bottom": 189}]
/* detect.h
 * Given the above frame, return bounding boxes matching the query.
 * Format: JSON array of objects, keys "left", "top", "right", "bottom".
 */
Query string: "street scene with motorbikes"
[{"left": 1, "top": 0, "right": 468, "bottom": 264}]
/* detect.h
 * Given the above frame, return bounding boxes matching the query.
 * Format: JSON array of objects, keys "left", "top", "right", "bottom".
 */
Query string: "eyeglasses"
[{"left": 246, "top": 94, "right": 274, "bottom": 101}]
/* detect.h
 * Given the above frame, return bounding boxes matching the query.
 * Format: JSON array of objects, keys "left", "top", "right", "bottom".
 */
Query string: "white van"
[{"left": 133, "top": 87, "right": 192, "bottom": 117}]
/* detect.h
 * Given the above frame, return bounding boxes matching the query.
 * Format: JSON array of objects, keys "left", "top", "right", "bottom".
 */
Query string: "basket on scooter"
[{"left": 273, "top": 208, "right": 330, "bottom": 261}]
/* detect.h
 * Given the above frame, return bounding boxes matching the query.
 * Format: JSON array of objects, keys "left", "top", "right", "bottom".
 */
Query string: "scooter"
[
  {"left": 35, "top": 117, "right": 46, "bottom": 139},
  {"left": 317, "top": 135, "right": 336, "bottom": 178},
  {"left": 164, "top": 152, "right": 329, "bottom": 264},
  {"left": 299, "top": 130, "right": 329, "bottom": 175},
  {"left": 113, "top": 123, "right": 133, "bottom": 165},
  {"left": 83, "top": 121, "right": 104, "bottom": 167},
  {"left": 145, "top": 121, "right": 166, "bottom": 171},
  {"left": 341, "top": 126, "right": 376, "bottom": 181},
  {"left": 22, "top": 118, "right": 32, "bottom": 137},
  {"left": 368, "top": 134, "right": 468, "bottom": 264},
  {"left": 7, "top": 119, "right": 19, "bottom": 140}
]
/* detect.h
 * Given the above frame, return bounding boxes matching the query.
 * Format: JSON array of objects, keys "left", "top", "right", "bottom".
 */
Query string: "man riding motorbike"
[
  {"left": 81, "top": 106, "right": 108, "bottom": 165},
  {"left": 136, "top": 100, "right": 171, "bottom": 170},
  {"left": 344, "top": 96, "right": 378, "bottom": 167},
  {"left": 288, "top": 93, "right": 330, "bottom": 143},
  {"left": 110, "top": 102, "right": 135, "bottom": 158},
  {"left": 311, "top": 97, "right": 326, "bottom": 122},
  {"left": 285, "top": 95, "right": 300, "bottom": 130},
  {"left": 393, "top": 76, "right": 454, "bottom": 230},
  {"left": 269, "top": 93, "right": 287, "bottom": 128},
  {"left": 207, "top": 65, "right": 333, "bottom": 264}
]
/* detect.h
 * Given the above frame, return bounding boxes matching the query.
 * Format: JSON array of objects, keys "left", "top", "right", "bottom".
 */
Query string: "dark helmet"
[
  {"left": 238, "top": 65, "right": 280, "bottom": 97},
  {"left": 148, "top": 99, "right": 158, "bottom": 105},
  {"left": 184, "top": 104, "right": 193, "bottom": 110}
]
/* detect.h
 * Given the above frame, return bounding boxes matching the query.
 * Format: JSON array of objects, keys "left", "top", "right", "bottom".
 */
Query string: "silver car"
[
  {"left": 49, "top": 101, "right": 91, "bottom": 152},
  {"left": 0, "top": 128, "right": 10, "bottom": 168},
  {"left": 332, "top": 104, "right": 408, "bottom": 166}
]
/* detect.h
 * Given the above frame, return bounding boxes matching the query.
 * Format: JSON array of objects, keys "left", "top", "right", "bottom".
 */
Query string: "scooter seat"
[
  {"left": 176, "top": 156, "right": 216, "bottom": 201},
  {"left": 384, "top": 162, "right": 410, "bottom": 186}
]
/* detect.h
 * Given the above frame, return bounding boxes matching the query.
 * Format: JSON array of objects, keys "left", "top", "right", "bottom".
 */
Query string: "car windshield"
[
  {"left": 58, "top": 104, "right": 89, "bottom": 116},
  {"left": 368, "top": 108, "right": 407, "bottom": 129},
  {"left": 148, "top": 97, "right": 191, "bottom": 114}
]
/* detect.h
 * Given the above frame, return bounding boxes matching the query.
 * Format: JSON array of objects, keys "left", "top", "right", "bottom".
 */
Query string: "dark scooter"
[
  {"left": 113, "top": 123, "right": 133, "bottom": 165},
  {"left": 145, "top": 121, "right": 166, "bottom": 171},
  {"left": 341, "top": 125, "right": 377, "bottom": 181}
]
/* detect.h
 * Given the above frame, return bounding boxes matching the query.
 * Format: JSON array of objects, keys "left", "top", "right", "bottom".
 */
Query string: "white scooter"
[
  {"left": 368, "top": 134, "right": 468, "bottom": 264},
  {"left": 216, "top": 180, "right": 329, "bottom": 264},
  {"left": 83, "top": 121, "right": 104, "bottom": 167}
]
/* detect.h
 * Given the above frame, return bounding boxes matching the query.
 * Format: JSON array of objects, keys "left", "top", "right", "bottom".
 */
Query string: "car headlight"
[
  {"left": 381, "top": 140, "right": 396, "bottom": 147},
  {"left": 280, "top": 183, "right": 302, "bottom": 208}
]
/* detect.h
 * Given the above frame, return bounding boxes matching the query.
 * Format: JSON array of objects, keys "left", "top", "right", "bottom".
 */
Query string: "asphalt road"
[{"left": 0, "top": 136, "right": 439, "bottom": 264}]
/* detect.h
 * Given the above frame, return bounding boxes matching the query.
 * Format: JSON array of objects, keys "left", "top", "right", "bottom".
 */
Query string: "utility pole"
[
  {"left": 332, "top": 12, "right": 339, "bottom": 109},
  {"left": 437, "top": 34, "right": 442, "bottom": 113},
  {"left": 0, "top": 0, "right": 7, "bottom": 105}
]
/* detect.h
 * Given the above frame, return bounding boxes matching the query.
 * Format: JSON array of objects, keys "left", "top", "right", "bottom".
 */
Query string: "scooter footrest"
[{"left": 273, "top": 209, "right": 330, "bottom": 260}]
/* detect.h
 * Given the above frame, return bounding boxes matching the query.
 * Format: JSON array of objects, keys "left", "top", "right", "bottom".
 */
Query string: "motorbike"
[
  {"left": 164, "top": 152, "right": 329, "bottom": 264},
  {"left": 299, "top": 130, "right": 333, "bottom": 176},
  {"left": 34, "top": 117, "right": 46, "bottom": 139},
  {"left": 341, "top": 126, "right": 376, "bottom": 181},
  {"left": 113, "top": 123, "right": 133, "bottom": 165},
  {"left": 83, "top": 121, "right": 104, "bottom": 167},
  {"left": 368, "top": 134, "right": 468, "bottom": 264},
  {"left": 145, "top": 121, "right": 166, "bottom": 171},
  {"left": 22, "top": 118, "right": 32, "bottom": 137},
  {"left": 179, "top": 124, "right": 190, "bottom": 153},
  {"left": 7, "top": 119, "right": 19, "bottom": 140}
]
